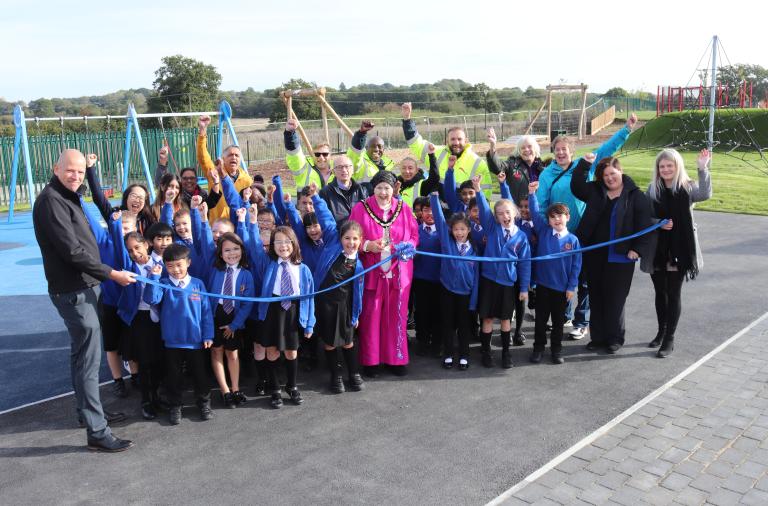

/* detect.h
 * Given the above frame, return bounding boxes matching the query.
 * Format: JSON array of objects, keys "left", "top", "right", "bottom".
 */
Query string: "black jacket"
[
  {"left": 33, "top": 176, "right": 113, "bottom": 294},
  {"left": 570, "top": 159, "right": 653, "bottom": 257},
  {"left": 318, "top": 178, "right": 369, "bottom": 225},
  {"left": 487, "top": 152, "right": 543, "bottom": 206}
]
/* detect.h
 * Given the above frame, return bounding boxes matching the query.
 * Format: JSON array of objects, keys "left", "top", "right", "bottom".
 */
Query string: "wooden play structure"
[
  {"left": 280, "top": 87, "right": 355, "bottom": 163},
  {"left": 524, "top": 84, "right": 589, "bottom": 139}
]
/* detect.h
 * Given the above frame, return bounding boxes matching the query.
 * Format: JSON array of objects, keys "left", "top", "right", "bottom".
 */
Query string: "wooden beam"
[
  {"left": 281, "top": 93, "right": 315, "bottom": 164},
  {"left": 316, "top": 94, "right": 354, "bottom": 139},
  {"left": 578, "top": 85, "right": 588, "bottom": 139},
  {"left": 318, "top": 88, "right": 330, "bottom": 145},
  {"left": 546, "top": 90, "right": 553, "bottom": 140},
  {"left": 524, "top": 99, "right": 547, "bottom": 135}
]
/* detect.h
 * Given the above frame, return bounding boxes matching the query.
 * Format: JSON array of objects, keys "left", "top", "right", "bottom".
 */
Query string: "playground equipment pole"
[{"left": 707, "top": 35, "right": 717, "bottom": 151}]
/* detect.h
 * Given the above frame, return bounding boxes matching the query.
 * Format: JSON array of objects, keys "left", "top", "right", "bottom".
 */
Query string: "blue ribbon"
[{"left": 135, "top": 221, "right": 665, "bottom": 302}]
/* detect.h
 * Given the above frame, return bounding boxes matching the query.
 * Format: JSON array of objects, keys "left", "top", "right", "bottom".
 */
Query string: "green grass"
[
  {"left": 615, "top": 110, "right": 657, "bottom": 121},
  {"left": 572, "top": 147, "right": 768, "bottom": 215}
]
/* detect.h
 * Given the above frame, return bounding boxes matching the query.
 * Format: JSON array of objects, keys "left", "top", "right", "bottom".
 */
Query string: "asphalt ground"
[{"left": 1, "top": 210, "right": 767, "bottom": 505}]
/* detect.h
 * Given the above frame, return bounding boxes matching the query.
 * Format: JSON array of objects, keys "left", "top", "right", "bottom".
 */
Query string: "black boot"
[
  {"left": 649, "top": 326, "right": 666, "bottom": 348},
  {"left": 325, "top": 349, "right": 344, "bottom": 394},
  {"left": 657, "top": 334, "right": 675, "bottom": 358},
  {"left": 500, "top": 331, "right": 513, "bottom": 369},
  {"left": 342, "top": 346, "right": 364, "bottom": 392},
  {"left": 480, "top": 332, "right": 494, "bottom": 368},
  {"left": 266, "top": 359, "right": 282, "bottom": 408}
]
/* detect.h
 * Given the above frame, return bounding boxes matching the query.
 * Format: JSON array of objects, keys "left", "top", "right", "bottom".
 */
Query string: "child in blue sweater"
[
  {"left": 430, "top": 192, "right": 479, "bottom": 370},
  {"left": 246, "top": 226, "right": 315, "bottom": 409},
  {"left": 145, "top": 243, "right": 214, "bottom": 425},
  {"left": 205, "top": 222, "right": 255, "bottom": 408},
  {"left": 473, "top": 176, "right": 531, "bottom": 369},
  {"left": 526, "top": 183, "right": 582, "bottom": 364},
  {"left": 313, "top": 220, "right": 366, "bottom": 393},
  {"left": 412, "top": 195, "right": 442, "bottom": 357}
]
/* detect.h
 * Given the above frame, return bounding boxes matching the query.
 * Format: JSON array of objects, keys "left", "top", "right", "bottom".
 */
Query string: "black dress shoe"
[
  {"left": 233, "top": 391, "right": 247, "bottom": 405},
  {"left": 649, "top": 329, "right": 665, "bottom": 348},
  {"left": 362, "top": 365, "right": 379, "bottom": 378},
  {"left": 388, "top": 365, "right": 408, "bottom": 377},
  {"left": 169, "top": 406, "right": 182, "bottom": 425},
  {"left": 87, "top": 434, "right": 134, "bottom": 453},
  {"left": 606, "top": 343, "right": 621, "bottom": 354},
  {"left": 481, "top": 352, "right": 495, "bottom": 368},
  {"left": 529, "top": 350, "right": 543, "bottom": 364},
  {"left": 330, "top": 376, "right": 345, "bottom": 394},
  {"left": 286, "top": 387, "right": 304, "bottom": 405},
  {"left": 347, "top": 374, "right": 364, "bottom": 392},
  {"left": 112, "top": 379, "right": 128, "bottom": 398},
  {"left": 501, "top": 350, "right": 513, "bottom": 369},
  {"left": 270, "top": 393, "right": 283, "bottom": 409},
  {"left": 513, "top": 332, "right": 526, "bottom": 346},
  {"left": 657, "top": 338, "right": 674, "bottom": 358},
  {"left": 80, "top": 409, "right": 127, "bottom": 428},
  {"left": 198, "top": 401, "right": 213, "bottom": 421},
  {"left": 223, "top": 392, "right": 236, "bottom": 409},
  {"left": 586, "top": 341, "right": 601, "bottom": 351},
  {"left": 141, "top": 401, "right": 157, "bottom": 420},
  {"left": 551, "top": 352, "right": 564, "bottom": 365}
]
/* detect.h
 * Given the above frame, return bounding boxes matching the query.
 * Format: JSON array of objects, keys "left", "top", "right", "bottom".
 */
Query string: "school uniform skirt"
[
  {"left": 213, "top": 304, "right": 244, "bottom": 351},
  {"left": 98, "top": 302, "right": 124, "bottom": 353},
  {"left": 259, "top": 300, "right": 299, "bottom": 351},
  {"left": 477, "top": 276, "right": 516, "bottom": 320}
]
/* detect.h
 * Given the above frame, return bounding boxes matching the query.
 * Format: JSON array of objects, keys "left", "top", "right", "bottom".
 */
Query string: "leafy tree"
[
  {"left": 604, "top": 87, "right": 629, "bottom": 98},
  {"left": 717, "top": 64, "right": 768, "bottom": 104},
  {"left": 151, "top": 55, "right": 221, "bottom": 114}
]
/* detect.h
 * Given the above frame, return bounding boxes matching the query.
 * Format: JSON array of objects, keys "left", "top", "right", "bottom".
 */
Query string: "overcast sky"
[{"left": 2, "top": 0, "right": 765, "bottom": 103}]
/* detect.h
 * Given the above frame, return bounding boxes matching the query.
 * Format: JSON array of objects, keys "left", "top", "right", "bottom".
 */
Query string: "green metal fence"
[{"left": 0, "top": 127, "right": 220, "bottom": 206}]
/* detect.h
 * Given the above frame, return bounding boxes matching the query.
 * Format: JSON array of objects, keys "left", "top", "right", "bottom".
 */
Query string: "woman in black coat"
[{"left": 571, "top": 153, "right": 653, "bottom": 353}]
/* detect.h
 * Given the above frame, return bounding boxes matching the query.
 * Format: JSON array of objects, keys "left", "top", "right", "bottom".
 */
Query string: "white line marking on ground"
[
  {"left": 0, "top": 379, "right": 117, "bottom": 416},
  {"left": 0, "top": 346, "right": 70, "bottom": 353},
  {"left": 486, "top": 310, "right": 768, "bottom": 506}
]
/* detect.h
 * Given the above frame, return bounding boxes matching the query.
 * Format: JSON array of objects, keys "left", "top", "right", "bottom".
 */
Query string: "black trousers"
[
  {"left": 584, "top": 253, "right": 635, "bottom": 346},
  {"left": 513, "top": 280, "right": 525, "bottom": 332},
  {"left": 651, "top": 270, "right": 685, "bottom": 335},
  {"left": 439, "top": 287, "right": 472, "bottom": 360},
  {"left": 165, "top": 348, "right": 210, "bottom": 407},
  {"left": 413, "top": 278, "right": 442, "bottom": 353},
  {"left": 534, "top": 285, "right": 568, "bottom": 353}
]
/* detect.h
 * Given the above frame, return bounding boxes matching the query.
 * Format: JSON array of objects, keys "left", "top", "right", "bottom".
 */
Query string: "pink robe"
[{"left": 349, "top": 196, "right": 419, "bottom": 366}]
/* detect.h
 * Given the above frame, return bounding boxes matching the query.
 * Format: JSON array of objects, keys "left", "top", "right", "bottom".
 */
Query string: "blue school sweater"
[
  {"left": 528, "top": 193, "right": 582, "bottom": 292},
  {"left": 220, "top": 173, "right": 252, "bottom": 226},
  {"left": 159, "top": 203, "right": 207, "bottom": 279},
  {"left": 144, "top": 275, "right": 214, "bottom": 348},
  {"left": 430, "top": 194, "right": 478, "bottom": 296},
  {"left": 476, "top": 190, "right": 532, "bottom": 288},
  {"left": 246, "top": 234, "right": 316, "bottom": 333},
  {"left": 206, "top": 266, "right": 255, "bottom": 331},
  {"left": 284, "top": 194, "right": 337, "bottom": 272},
  {"left": 414, "top": 224, "right": 441, "bottom": 282},
  {"left": 313, "top": 245, "right": 364, "bottom": 327},
  {"left": 82, "top": 197, "right": 120, "bottom": 307},
  {"left": 470, "top": 221, "right": 485, "bottom": 256}
]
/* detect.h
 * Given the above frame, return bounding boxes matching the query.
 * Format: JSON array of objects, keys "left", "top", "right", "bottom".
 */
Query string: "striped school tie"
[
  {"left": 459, "top": 243, "right": 468, "bottom": 256},
  {"left": 222, "top": 267, "right": 234, "bottom": 314},
  {"left": 504, "top": 229, "right": 511, "bottom": 242},
  {"left": 280, "top": 262, "right": 292, "bottom": 310}
]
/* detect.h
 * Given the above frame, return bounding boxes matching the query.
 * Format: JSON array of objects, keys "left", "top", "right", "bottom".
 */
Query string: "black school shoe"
[
  {"left": 87, "top": 434, "right": 134, "bottom": 453},
  {"left": 253, "top": 380, "right": 267, "bottom": 396},
  {"left": 551, "top": 351, "right": 565, "bottom": 365},
  {"left": 141, "top": 401, "right": 157, "bottom": 420},
  {"left": 198, "top": 401, "right": 213, "bottom": 421},
  {"left": 330, "top": 376, "right": 345, "bottom": 394},
  {"left": 529, "top": 350, "right": 544, "bottom": 364},
  {"left": 223, "top": 392, "right": 237, "bottom": 409},
  {"left": 285, "top": 387, "right": 304, "bottom": 405},
  {"left": 169, "top": 406, "right": 182, "bottom": 425},
  {"left": 606, "top": 343, "right": 622, "bottom": 354},
  {"left": 232, "top": 391, "right": 247, "bottom": 405},
  {"left": 270, "top": 393, "right": 283, "bottom": 409},
  {"left": 347, "top": 374, "right": 364, "bottom": 391},
  {"left": 112, "top": 379, "right": 128, "bottom": 398},
  {"left": 512, "top": 332, "right": 526, "bottom": 346}
]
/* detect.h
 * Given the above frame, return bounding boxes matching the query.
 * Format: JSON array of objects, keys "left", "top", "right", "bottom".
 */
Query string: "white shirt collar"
[
  {"left": 424, "top": 224, "right": 435, "bottom": 233},
  {"left": 151, "top": 251, "right": 164, "bottom": 264},
  {"left": 552, "top": 228, "right": 568, "bottom": 239},
  {"left": 343, "top": 251, "right": 358, "bottom": 261},
  {"left": 170, "top": 274, "right": 191, "bottom": 287}
]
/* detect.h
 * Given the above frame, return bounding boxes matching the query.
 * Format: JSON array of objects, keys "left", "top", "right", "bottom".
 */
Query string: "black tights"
[{"left": 651, "top": 270, "right": 685, "bottom": 335}]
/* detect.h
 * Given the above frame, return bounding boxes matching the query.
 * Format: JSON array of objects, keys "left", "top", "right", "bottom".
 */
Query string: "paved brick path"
[{"left": 497, "top": 313, "right": 768, "bottom": 505}]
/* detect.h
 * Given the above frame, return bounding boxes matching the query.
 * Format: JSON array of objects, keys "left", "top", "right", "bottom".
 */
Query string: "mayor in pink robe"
[{"left": 349, "top": 171, "right": 419, "bottom": 376}]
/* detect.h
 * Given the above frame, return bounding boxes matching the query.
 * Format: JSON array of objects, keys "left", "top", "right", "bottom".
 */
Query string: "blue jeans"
[
  {"left": 565, "top": 270, "right": 590, "bottom": 328},
  {"left": 50, "top": 285, "right": 111, "bottom": 440}
]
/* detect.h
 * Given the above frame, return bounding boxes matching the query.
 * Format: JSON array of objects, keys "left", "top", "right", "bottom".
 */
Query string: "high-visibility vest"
[
  {"left": 347, "top": 145, "right": 395, "bottom": 183},
  {"left": 285, "top": 145, "right": 335, "bottom": 189}
]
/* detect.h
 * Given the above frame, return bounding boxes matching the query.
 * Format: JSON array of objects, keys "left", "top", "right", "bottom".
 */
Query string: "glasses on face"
[
  {"left": 127, "top": 193, "right": 144, "bottom": 200},
  {"left": 181, "top": 176, "right": 197, "bottom": 181},
  {"left": 257, "top": 219, "right": 273, "bottom": 226},
  {"left": 274, "top": 240, "right": 292, "bottom": 246},
  {"left": 335, "top": 164, "right": 353, "bottom": 169},
  {"left": 314, "top": 152, "right": 330, "bottom": 158}
]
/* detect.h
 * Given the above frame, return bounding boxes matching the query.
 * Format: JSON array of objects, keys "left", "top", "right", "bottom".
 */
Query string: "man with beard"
[
  {"left": 197, "top": 115, "right": 253, "bottom": 222},
  {"left": 347, "top": 120, "right": 395, "bottom": 191},
  {"left": 400, "top": 102, "right": 493, "bottom": 198},
  {"left": 284, "top": 118, "right": 334, "bottom": 189}
]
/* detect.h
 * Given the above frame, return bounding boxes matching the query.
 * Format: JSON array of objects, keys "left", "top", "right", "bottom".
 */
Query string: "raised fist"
[
  {"left": 150, "top": 263, "right": 163, "bottom": 276},
  {"left": 209, "top": 169, "right": 220, "bottom": 185},
  {"left": 242, "top": 187, "right": 252, "bottom": 202},
  {"left": 190, "top": 195, "right": 203, "bottom": 209},
  {"left": 427, "top": 143, "right": 436, "bottom": 155},
  {"left": 236, "top": 207, "right": 247, "bottom": 222},
  {"left": 285, "top": 118, "right": 298, "bottom": 132},
  {"left": 471, "top": 175, "right": 481, "bottom": 192},
  {"left": 448, "top": 155, "right": 457, "bottom": 169},
  {"left": 360, "top": 120, "right": 375, "bottom": 133},
  {"left": 86, "top": 153, "right": 98, "bottom": 168},
  {"left": 199, "top": 202, "right": 209, "bottom": 221},
  {"left": 164, "top": 186, "right": 177, "bottom": 203},
  {"left": 582, "top": 152, "right": 597, "bottom": 164},
  {"left": 248, "top": 205, "right": 258, "bottom": 223},
  {"left": 198, "top": 115, "right": 211, "bottom": 132},
  {"left": 308, "top": 182, "right": 318, "bottom": 197},
  {"left": 626, "top": 113, "right": 638, "bottom": 131},
  {"left": 487, "top": 127, "right": 497, "bottom": 146},
  {"left": 497, "top": 171, "right": 506, "bottom": 184},
  {"left": 528, "top": 181, "right": 539, "bottom": 194},
  {"left": 401, "top": 102, "right": 412, "bottom": 120},
  {"left": 158, "top": 146, "right": 168, "bottom": 164},
  {"left": 111, "top": 210, "right": 122, "bottom": 221}
]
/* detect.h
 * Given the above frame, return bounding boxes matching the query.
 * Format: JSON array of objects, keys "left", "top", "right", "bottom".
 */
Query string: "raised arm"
[
  {"left": 498, "top": 171, "right": 512, "bottom": 201},
  {"left": 527, "top": 183, "right": 548, "bottom": 232},
  {"left": 109, "top": 211, "right": 130, "bottom": 271},
  {"left": 569, "top": 155, "right": 596, "bottom": 202},
  {"left": 474, "top": 177, "right": 495, "bottom": 233},
  {"left": 444, "top": 161, "right": 461, "bottom": 212},
  {"left": 197, "top": 115, "right": 216, "bottom": 184},
  {"left": 589, "top": 113, "right": 636, "bottom": 177},
  {"left": 430, "top": 192, "right": 450, "bottom": 253},
  {"left": 311, "top": 187, "right": 338, "bottom": 244},
  {"left": 485, "top": 127, "right": 510, "bottom": 175},
  {"left": 154, "top": 146, "right": 171, "bottom": 188},
  {"left": 271, "top": 175, "right": 287, "bottom": 223},
  {"left": 690, "top": 149, "right": 713, "bottom": 203},
  {"left": 401, "top": 102, "right": 431, "bottom": 165},
  {"left": 420, "top": 150, "right": 441, "bottom": 196},
  {"left": 85, "top": 154, "right": 113, "bottom": 222}
]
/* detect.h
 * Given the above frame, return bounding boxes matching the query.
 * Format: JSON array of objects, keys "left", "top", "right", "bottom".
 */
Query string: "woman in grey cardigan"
[{"left": 642, "top": 148, "right": 712, "bottom": 358}]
